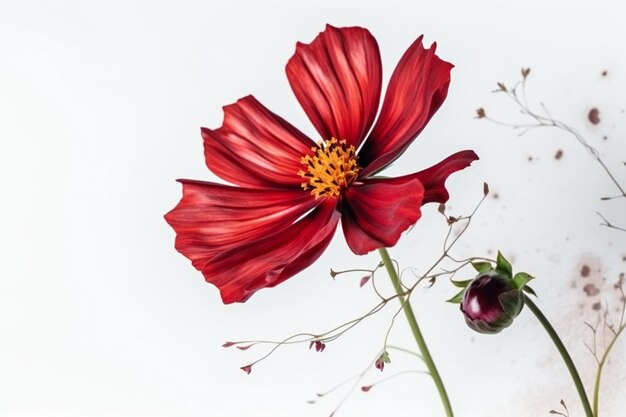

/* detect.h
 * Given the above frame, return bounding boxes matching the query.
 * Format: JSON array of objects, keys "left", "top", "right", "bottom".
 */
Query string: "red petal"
[
  {"left": 286, "top": 25, "right": 382, "bottom": 148},
  {"left": 202, "top": 201, "right": 340, "bottom": 304},
  {"left": 381, "top": 150, "right": 479, "bottom": 204},
  {"left": 164, "top": 180, "right": 318, "bottom": 272},
  {"left": 359, "top": 37, "right": 454, "bottom": 177},
  {"left": 341, "top": 179, "right": 424, "bottom": 255},
  {"left": 202, "top": 96, "right": 315, "bottom": 188}
]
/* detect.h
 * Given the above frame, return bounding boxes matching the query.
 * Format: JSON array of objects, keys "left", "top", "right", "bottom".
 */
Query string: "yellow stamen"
[{"left": 298, "top": 138, "right": 360, "bottom": 199}]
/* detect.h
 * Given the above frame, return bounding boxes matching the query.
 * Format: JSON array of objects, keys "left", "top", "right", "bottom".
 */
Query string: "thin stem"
[
  {"left": 524, "top": 295, "right": 593, "bottom": 417},
  {"left": 378, "top": 248, "right": 453, "bottom": 417},
  {"left": 592, "top": 323, "right": 625, "bottom": 416}
]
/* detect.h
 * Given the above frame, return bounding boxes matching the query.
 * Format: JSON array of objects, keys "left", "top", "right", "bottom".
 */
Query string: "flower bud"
[{"left": 460, "top": 271, "right": 524, "bottom": 334}]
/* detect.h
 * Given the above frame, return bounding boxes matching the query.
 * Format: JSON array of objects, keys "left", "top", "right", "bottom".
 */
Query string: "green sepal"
[
  {"left": 496, "top": 251, "right": 513, "bottom": 278},
  {"left": 512, "top": 272, "right": 534, "bottom": 289},
  {"left": 446, "top": 288, "right": 466, "bottom": 304},
  {"left": 498, "top": 289, "right": 524, "bottom": 319},
  {"left": 451, "top": 278, "right": 473, "bottom": 288},
  {"left": 381, "top": 350, "right": 391, "bottom": 364},
  {"left": 471, "top": 261, "right": 492, "bottom": 273},
  {"left": 523, "top": 285, "right": 537, "bottom": 297}
]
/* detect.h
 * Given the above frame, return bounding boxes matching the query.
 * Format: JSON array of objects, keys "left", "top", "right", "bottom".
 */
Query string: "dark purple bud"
[
  {"left": 310, "top": 340, "right": 326, "bottom": 352},
  {"left": 460, "top": 271, "right": 524, "bottom": 334},
  {"left": 374, "top": 351, "right": 389, "bottom": 371}
]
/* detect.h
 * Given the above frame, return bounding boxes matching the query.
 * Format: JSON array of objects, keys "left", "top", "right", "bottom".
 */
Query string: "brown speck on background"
[
  {"left": 615, "top": 272, "right": 625, "bottom": 289},
  {"left": 581, "top": 265, "right": 591, "bottom": 277},
  {"left": 583, "top": 283, "right": 600, "bottom": 296},
  {"left": 493, "top": 193, "right": 499, "bottom": 199},
  {"left": 601, "top": 70, "right": 608, "bottom": 77},
  {"left": 574, "top": 255, "right": 605, "bottom": 309},
  {"left": 603, "top": 135, "right": 608, "bottom": 141},
  {"left": 527, "top": 155, "right": 534, "bottom": 162},
  {"left": 592, "top": 302, "right": 602, "bottom": 310},
  {"left": 588, "top": 108, "right": 601, "bottom": 125},
  {"left": 555, "top": 149, "right": 563, "bottom": 160}
]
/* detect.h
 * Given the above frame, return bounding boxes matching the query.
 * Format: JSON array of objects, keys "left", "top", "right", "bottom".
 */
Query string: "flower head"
[
  {"left": 165, "top": 25, "right": 479, "bottom": 303},
  {"left": 454, "top": 253, "right": 533, "bottom": 334},
  {"left": 460, "top": 271, "right": 524, "bottom": 334}
]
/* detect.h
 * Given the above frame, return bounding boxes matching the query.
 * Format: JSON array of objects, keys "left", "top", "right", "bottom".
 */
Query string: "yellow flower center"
[{"left": 298, "top": 138, "right": 360, "bottom": 199}]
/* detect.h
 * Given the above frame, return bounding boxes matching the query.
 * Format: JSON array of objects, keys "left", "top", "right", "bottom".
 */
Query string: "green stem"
[
  {"left": 378, "top": 248, "right": 453, "bottom": 417},
  {"left": 592, "top": 324, "right": 625, "bottom": 417},
  {"left": 524, "top": 295, "right": 593, "bottom": 417}
]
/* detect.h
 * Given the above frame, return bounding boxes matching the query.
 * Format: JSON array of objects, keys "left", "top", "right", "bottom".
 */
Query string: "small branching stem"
[
  {"left": 483, "top": 73, "right": 626, "bottom": 232},
  {"left": 591, "top": 280, "right": 626, "bottom": 417}
]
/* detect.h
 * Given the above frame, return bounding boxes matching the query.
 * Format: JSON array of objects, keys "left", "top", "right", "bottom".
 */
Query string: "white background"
[{"left": 1, "top": 1, "right": 625, "bottom": 416}]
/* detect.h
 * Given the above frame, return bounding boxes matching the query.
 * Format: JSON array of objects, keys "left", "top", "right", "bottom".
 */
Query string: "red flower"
[{"left": 165, "top": 25, "right": 478, "bottom": 303}]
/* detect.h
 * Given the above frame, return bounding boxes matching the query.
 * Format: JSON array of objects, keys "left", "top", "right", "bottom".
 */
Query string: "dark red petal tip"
[
  {"left": 378, "top": 150, "right": 479, "bottom": 205},
  {"left": 412, "top": 150, "right": 479, "bottom": 204}
]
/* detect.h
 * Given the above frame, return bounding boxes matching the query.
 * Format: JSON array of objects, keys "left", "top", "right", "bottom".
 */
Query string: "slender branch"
[
  {"left": 596, "top": 212, "right": 626, "bottom": 232},
  {"left": 480, "top": 71, "right": 626, "bottom": 224},
  {"left": 591, "top": 279, "right": 626, "bottom": 417},
  {"left": 592, "top": 323, "right": 625, "bottom": 416}
]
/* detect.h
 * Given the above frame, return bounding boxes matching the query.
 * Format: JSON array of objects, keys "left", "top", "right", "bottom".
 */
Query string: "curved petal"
[
  {"left": 359, "top": 37, "right": 454, "bottom": 177},
  {"left": 202, "top": 95, "right": 315, "bottom": 188},
  {"left": 286, "top": 24, "right": 382, "bottom": 148},
  {"left": 202, "top": 200, "right": 340, "bottom": 304},
  {"left": 341, "top": 178, "right": 424, "bottom": 255},
  {"left": 164, "top": 180, "right": 319, "bottom": 272},
  {"left": 380, "top": 150, "right": 479, "bottom": 204}
]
